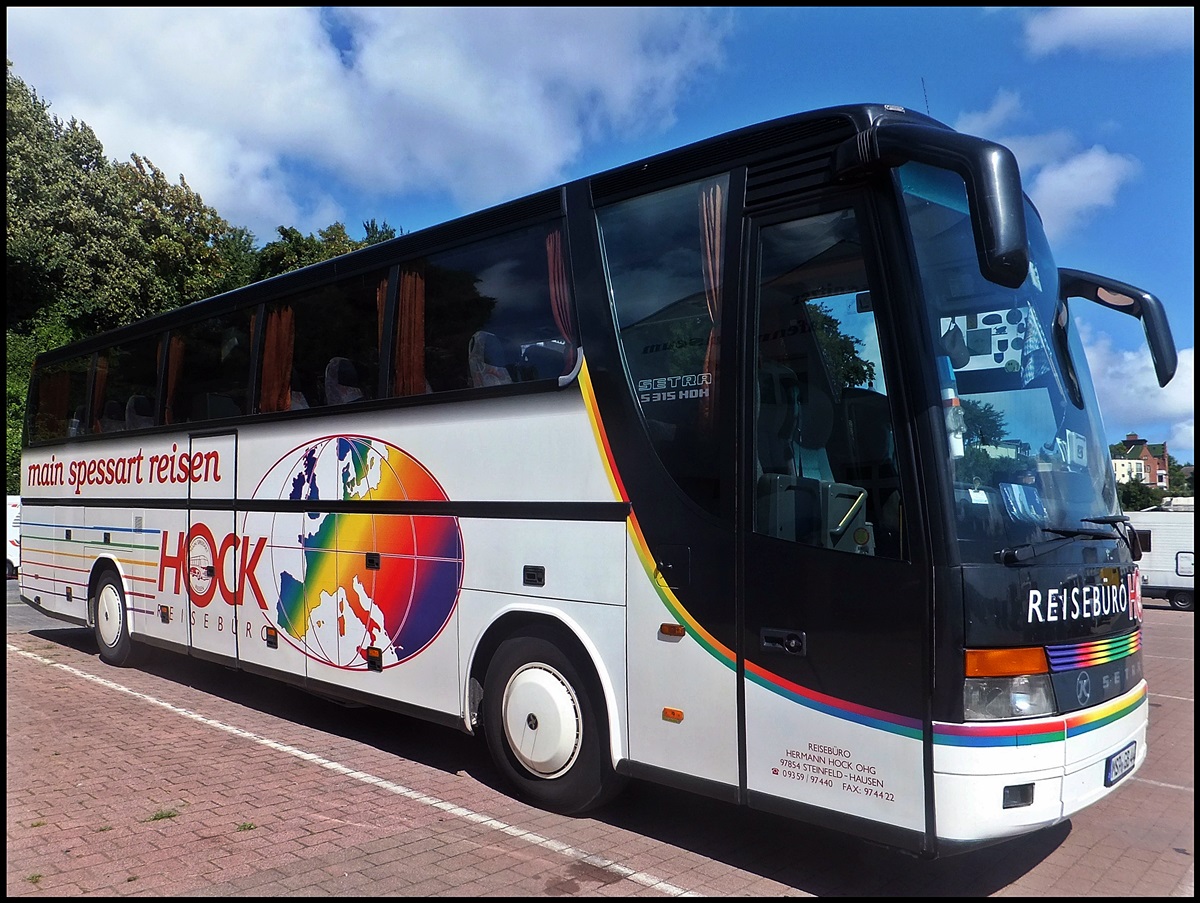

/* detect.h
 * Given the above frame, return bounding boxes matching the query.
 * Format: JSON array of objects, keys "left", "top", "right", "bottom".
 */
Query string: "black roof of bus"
[{"left": 33, "top": 103, "right": 949, "bottom": 366}]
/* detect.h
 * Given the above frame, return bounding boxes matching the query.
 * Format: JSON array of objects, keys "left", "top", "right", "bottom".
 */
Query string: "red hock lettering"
[
  {"left": 1026, "top": 579, "right": 1135, "bottom": 624},
  {"left": 159, "top": 527, "right": 268, "bottom": 609}
]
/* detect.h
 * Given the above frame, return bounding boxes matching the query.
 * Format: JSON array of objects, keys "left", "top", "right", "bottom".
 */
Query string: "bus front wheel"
[
  {"left": 1169, "top": 590, "right": 1193, "bottom": 612},
  {"left": 93, "top": 570, "right": 139, "bottom": 666},
  {"left": 482, "top": 631, "right": 624, "bottom": 815}
]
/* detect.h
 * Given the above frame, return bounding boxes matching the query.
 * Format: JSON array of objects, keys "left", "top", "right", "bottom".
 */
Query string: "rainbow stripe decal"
[
  {"left": 1046, "top": 630, "right": 1140, "bottom": 672},
  {"left": 578, "top": 361, "right": 920, "bottom": 740},
  {"left": 934, "top": 683, "right": 1147, "bottom": 747}
]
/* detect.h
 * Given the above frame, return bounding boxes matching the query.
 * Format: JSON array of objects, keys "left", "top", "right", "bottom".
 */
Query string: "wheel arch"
[
  {"left": 466, "top": 607, "right": 626, "bottom": 766},
  {"left": 87, "top": 556, "right": 129, "bottom": 628}
]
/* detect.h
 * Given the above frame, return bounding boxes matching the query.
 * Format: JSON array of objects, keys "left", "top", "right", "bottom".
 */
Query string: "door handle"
[{"left": 761, "top": 628, "right": 806, "bottom": 656}]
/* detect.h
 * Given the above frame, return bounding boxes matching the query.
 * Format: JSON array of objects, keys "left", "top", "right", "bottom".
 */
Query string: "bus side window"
[
  {"left": 166, "top": 312, "right": 250, "bottom": 424},
  {"left": 281, "top": 270, "right": 386, "bottom": 408},
  {"left": 597, "top": 176, "right": 728, "bottom": 515},
  {"left": 416, "top": 221, "right": 574, "bottom": 397}
]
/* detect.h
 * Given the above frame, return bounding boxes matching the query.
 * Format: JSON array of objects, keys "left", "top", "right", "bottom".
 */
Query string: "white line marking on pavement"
[
  {"left": 1131, "top": 776, "right": 1194, "bottom": 792},
  {"left": 8, "top": 643, "right": 698, "bottom": 897}
]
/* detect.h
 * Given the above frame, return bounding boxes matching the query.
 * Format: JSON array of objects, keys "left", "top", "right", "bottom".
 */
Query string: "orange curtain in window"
[
  {"left": 394, "top": 264, "right": 427, "bottom": 396},
  {"left": 377, "top": 275, "right": 388, "bottom": 362},
  {"left": 37, "top": 370, "right": 70, "bottom": 440},
  {"left": 699, "top": 181, "right": 725, "bottom": 431},
  {"left": 164, "top": 335, "right": 187, "bottom": 422},
  {"left": 258, "top": 305, "right": 295, "bottom": 413},
  {"left": 546, "top": 226, "right": 576, "bottom": 371},
  {"left": 91, "top": 356, "right": 109, "bottom": 433}
]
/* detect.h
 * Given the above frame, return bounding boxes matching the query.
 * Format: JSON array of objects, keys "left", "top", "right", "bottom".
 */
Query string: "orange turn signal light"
[
  {"left": 662, "top": 707, "right": 684, "bottom": 723},
  {"left": 965, "top": 646, "right": 1048, "bottom": 677}
]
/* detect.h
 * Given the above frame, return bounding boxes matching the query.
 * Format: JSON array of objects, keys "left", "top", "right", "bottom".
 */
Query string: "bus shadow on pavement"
[
  {"left": 29, "top": 627, "right": 501, "bottom": 786},
  {"left": 595, "top": 779, "right": 1071, "bottom": 895},
  {"left": 30, "top": 626, "right": 1070, "bottom": 895}
]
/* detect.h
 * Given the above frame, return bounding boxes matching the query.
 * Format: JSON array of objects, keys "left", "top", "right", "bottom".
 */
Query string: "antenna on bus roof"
[{"left": 922, "top": 77, "right": 931, "bottom": 117}]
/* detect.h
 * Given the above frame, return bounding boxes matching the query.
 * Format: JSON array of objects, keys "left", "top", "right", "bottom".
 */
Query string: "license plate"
[{"left": 1105, "top": 741, "right": 1137, "bottom": 787}]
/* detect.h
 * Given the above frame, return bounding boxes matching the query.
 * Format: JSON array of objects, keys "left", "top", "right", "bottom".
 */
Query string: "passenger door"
[{"left": 740, "top": 201, "right": 930, "bottom": 843}]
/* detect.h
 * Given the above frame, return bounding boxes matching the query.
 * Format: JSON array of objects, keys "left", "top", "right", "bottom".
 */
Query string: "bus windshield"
[{"left": 899, "top": 163, "right": 1120, "bottom": 564}]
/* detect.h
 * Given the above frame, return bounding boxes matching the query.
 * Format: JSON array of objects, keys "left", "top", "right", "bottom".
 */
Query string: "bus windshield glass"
[{"left": 899, "top": 163, "right": 1120, "bottom": 564}]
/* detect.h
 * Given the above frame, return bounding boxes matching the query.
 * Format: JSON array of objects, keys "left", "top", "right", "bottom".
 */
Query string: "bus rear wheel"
[
  {"left": 482, "top": 630, "right": 624, "bottom": 815},
  {"left": 93, "top": 570, "right": 139, "bottom": 667},
  {"left": 1169, "top": 590, "right": 1193, "bottom": 612}
]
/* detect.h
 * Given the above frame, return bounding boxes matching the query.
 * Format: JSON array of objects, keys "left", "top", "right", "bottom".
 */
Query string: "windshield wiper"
[
  {"left": 1083, "top": 514, "right": 1142, "bottom": 560},
  {"left": 994, "top": 520, "right": 1120, "bottom": 565}
]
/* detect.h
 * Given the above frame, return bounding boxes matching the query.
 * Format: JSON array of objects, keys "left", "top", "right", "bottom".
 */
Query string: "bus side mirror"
[
  {"left": 1128, "top": 527, "right": 1143, "bottom": 562},
  {"left": 833, "top": 120, "right": 1029, "bottom": 289},
  {"left": 1059, "top": 268, "right": 1178, "bottom": 388}
]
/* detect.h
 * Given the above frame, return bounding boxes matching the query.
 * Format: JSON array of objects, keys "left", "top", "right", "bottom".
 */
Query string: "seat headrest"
[
  {"left": 469, "top": 331, "right": 513, "bottom": 386},
  {"left": 325, "top": 357, "right": 363, "bottom": 404},
  {"left": 845, "top": 392, "right": 894, "bottom": 462},
  {"left": 798, "top": 387, "right": 834, "bottom": 450}
]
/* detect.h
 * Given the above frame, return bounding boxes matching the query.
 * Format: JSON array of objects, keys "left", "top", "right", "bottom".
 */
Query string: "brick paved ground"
[{"left": 6, "top": 602, "right": 1193, "bottom": 897}]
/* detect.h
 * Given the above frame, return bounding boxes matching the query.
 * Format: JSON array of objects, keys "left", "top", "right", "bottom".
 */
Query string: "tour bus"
[
  {"left": 19, "top": 103, "right": 1177, "bottom": 858},
  {"left": 6, "top": 495, "right": 19, "bottom": 578}
]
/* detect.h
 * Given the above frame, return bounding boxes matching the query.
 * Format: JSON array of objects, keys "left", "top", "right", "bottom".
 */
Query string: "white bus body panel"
[
  {"left": 19, "top": 386, "right": 635, "bottom": 751},
  {"left": 456, "top": 516, "right": 630, "bottom": 730},
  {"left": 459, "top": 518, "right": 627, "bottom": 605},
  {"left": 54, "top": 504, "right": 88, "bottom": 621},
  {"left": 624, "top": 541, "right": 740, "bottom": 788},
  {"left": 932, "top": 682, "right": 1147, "bottom": 841},
  {"left": 137, "top": 503, "right": 192, "bottom": 648},
  {"left": 187, "top": 433, "right": 239, "bottom": 660},
  {"left": 744, "top": 679, "right": 926, "bottom": 832}
]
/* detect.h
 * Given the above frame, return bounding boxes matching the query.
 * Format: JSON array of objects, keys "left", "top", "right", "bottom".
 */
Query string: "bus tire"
[
  {"left": 482, "top": 630, "right": 625, "bottom": 815},
  {"left": 1168, "top": 590, "right": 1193, "bottom": 612},
  {"left": 93, "top": 570, "right": 139, "bottom": 667}
]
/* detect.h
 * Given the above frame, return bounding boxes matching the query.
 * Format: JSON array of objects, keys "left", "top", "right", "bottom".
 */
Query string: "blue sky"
[{"left": 6, "top": 7, "right": 1194, "bottom": 463}]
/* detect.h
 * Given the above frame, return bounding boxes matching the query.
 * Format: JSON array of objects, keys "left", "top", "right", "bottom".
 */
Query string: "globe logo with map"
[{"left": 243, "top": 434, "right": 463, "bottom": 670}]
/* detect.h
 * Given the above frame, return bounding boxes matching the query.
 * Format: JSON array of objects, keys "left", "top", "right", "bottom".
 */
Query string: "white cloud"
[
  {"left": 1023, "top": 7, "right": 1195, "bottom": 57},
  {"left": 993, "top": 130, "right": 1079, "bottom": 174},
  {"left": 1023, "top": 146, "right": 1141, "bottom": 243},
  {"left": 1077, "top": 320, "right": 1195, "bottom": 464},
  {"left": 6, "top": 7, "right": 729, "bottom": 241},
  {"left": 954, "top": 91, "right": 1142, "bottom": 244},
  {"left": 953, "top": 88, "right": 1022, "bottom": 136}
]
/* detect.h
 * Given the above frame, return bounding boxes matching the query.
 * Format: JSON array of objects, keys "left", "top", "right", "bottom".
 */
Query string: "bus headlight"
[{"left": 963, "top": 674, "right": 1055, "bottom": 720}]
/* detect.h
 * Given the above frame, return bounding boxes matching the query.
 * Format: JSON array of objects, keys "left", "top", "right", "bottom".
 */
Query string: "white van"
[
  {"left": 6, "top": 495, "right": 19, "bottom": 579},
  {"left": 1128, "top": 502, "right": 1194, "bottom": 611}
]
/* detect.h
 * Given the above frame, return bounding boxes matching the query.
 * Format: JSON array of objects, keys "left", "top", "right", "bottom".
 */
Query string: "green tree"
[
  {"left": 6, "top": 61, "right": 233, "bottom": 491},
  {"left": 211, "top": 226, "right": 260, "bottom": 296},
  {"left": 362, "top": 218, "right": 399, "bottom": 246},
  {"left": 960, "top": 399, "right": 1008, "bottom": 447},
  {"left": 809, "top": 302, "right": 874, "bottom": 390},
  {"left": 1166, "top": 455, "right": 1194, "bottom": 496},
  {"left": 7, "top": 61, "right": 409, "bottom": 493},
  {"left": 1118, "top": 476, "right": 1163, "bottom": 512},
  {"left": 255, "top": 225, "right": 327, "bottom": 279}
]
